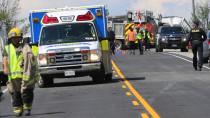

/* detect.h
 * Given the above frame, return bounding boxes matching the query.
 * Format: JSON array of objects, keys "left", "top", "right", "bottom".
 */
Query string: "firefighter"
[
  {"left": 127, "top": 27, "right": 136, "bottom": 55},
  {"left": 188, "top": 20, "right": 207, "bottom": 71},
  {"left": 136, "top": 29, "right": 144, "bottom": 55},
  {"left": 2, "top": 27, "right": 36, "bottom": 116}
]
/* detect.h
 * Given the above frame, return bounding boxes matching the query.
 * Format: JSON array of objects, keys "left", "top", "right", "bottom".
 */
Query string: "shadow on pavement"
[
  {"left": 0, "top": 111, "right": 65, "bottom": 118},
  {"left": 44, "top": 77, "right": 145, "bottom": 88},
  {"left": 51, "top": 79, "right": 120, "bottom": 88},
  {"left": 125, "top": 77, "right": 146, "bottom": 81}
]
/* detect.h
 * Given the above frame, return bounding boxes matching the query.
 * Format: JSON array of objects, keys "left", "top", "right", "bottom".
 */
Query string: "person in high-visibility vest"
[
  {"left": 2, "top": 27, "right": 36, "bottom": 116},
  {"left": 136, "top": 29, "right": 144, "bottom": 55},
  {"left": 144, "top": 30, "right": 151, "bottom": 51}
]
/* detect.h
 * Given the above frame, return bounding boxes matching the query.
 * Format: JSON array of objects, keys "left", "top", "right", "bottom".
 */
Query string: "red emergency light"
[
  {"left": 42, "top": 15, "right": 59, "bottom": 24},
  {"left": 76, "top": 11, "right": 94, "bottom": 21},
  {"left": 208, "top": 40, "right": 210, "bottom": 45}
]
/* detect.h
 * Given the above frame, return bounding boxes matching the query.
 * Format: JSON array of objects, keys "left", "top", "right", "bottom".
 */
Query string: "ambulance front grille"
[{"left": 55, "top": 52, "right": 83, "bottom": 65}]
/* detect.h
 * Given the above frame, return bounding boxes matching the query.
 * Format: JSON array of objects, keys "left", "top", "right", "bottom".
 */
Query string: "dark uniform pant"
[
  {"left": 110, "top": 41, "right": 115, "bottom": 55},
  {"left": 7, "top": 79, "right": 34, "bottom": 112},
  {"left": 192, "top": 42, "right": 203, "bottom": 69},
  {"left": 138, "top": 40, "right": 144, "bottom": 55}
]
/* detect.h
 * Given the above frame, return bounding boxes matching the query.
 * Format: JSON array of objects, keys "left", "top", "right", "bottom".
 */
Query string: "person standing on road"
[
  {"left": 108, "top": 27, "right": 116, "bottom": 55},
  {"left": 144, "top": 30, "right": 151, "bottom": 51},
  {"left": 136, "top": 29, "right": 144, "bottom": 55},
  {"left": 2, "top": 27, "right": 37, "bottom": 116},
  {"left": 188, "top": 21, "right": 207, "bottom": 71},
  {"left": 127, "top": 27, "right": 136, "bottom": 55}
]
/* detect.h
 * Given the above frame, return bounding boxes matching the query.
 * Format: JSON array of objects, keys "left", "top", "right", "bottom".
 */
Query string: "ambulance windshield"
[{"left": 40, "top": 23, "right": 97, "bottom": 45}]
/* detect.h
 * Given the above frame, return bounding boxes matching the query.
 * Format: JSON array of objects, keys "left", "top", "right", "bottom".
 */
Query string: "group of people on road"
[
  {"left": 127, "top": 27, "right": 152, "bottom": 55},
  {"left": 107, "top": 20, "right": 208, "bottom": 71},
  {"left": 0, "top": 27, "right": 39, "bottom": 117},
  {"left": 108, "top": 26, "right": 152, "bottom": 56}
]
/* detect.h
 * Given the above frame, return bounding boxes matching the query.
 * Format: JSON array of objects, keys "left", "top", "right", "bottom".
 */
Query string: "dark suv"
[{"left": 156, "top": 25, "right": 189, "bottom": 52}]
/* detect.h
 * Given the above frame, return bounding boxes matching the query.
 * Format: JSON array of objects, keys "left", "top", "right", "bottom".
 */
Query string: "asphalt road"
[{"left": 0, "top": 49, "right": 210, "bottom": 118}]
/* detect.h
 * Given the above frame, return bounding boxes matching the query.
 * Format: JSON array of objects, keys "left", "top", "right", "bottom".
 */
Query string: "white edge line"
[{"left": 165, "top": 53, "right": 210, "bottom": 70}]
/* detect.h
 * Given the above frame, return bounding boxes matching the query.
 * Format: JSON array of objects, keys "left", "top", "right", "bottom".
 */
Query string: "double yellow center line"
[{"left": 112, "top": 60, "right": 161, "bottom": 118}]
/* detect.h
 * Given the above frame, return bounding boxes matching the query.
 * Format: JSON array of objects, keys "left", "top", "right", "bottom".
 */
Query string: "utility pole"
[{"left": 192, "top": 0, "right": 196, "bottom": 19}]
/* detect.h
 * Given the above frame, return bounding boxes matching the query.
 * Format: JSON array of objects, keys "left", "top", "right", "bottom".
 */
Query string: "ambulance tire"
[
  {"left": 91, "top": 71, "right": 105, "bottom": 83},
  {"left": 105, "top": 73, "right": 113, "bottom": 82},
  {"left": 38, "top": 75, "right": 54, "bottom": 88},
  {"left": 156, "top": 48, "right": 159, "bottom": 52},
  {"left": 158, "top": 47, "right": 163, "bottom": 52},
  {"left": 0, "top": 73, "right": 7, "bottom": 86}
]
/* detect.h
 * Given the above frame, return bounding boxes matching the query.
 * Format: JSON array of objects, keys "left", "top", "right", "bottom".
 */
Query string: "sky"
[{"left": 18, "top": 0, "right": 208, "bottom": 20}]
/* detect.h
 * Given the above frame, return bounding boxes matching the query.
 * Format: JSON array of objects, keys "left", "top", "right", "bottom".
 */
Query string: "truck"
[
  {"left": 156, "top": 16, "right": 191, "bottom": 52},
  {"left": 29, "top": 5, "right": 113, "bottom": 87},
  {"left": 108, "top": 10, "right": 157, "bottom": 50}
]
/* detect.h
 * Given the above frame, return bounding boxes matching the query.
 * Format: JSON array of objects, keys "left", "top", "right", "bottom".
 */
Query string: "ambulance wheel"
[
  {"left": 38, "top": 76, "right": 54, "bottom": 88},
  {"left": 91, "top": 71, "right": 105, "bottom": 83},
  {"left": 156, "top": 48, "right": 159, "bottom": 52},
  {"left": 158, "top": 47, "right": 163, "bottom": 52},
  {"left": 105, "top": 73, "right": 113, "bottom": 82},
  {"left": 0, "top": 73, "right": 7, "bottom": 86}
]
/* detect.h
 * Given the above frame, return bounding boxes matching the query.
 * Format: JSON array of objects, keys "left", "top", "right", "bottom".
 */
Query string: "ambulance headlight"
[
  {"left": 182, "top": 38, "right": 187, "bottom": 42},
  {"left": 90, "top": 50, "right": 101, "bottom": 62},
  {"left": 39, "top": 54, "right": 47, "bottom": 66}
]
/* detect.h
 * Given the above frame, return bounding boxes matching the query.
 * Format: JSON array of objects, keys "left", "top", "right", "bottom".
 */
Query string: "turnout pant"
[
  {"left": 7, "top": 78, "right": 35, "bottom": 112},
  {"left": 192, "top": 42, "right": 203, "bottom": 69}
]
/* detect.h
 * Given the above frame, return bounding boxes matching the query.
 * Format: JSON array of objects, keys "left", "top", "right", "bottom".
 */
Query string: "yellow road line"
[
  {"left": 112, "top": 60, "right": 160, "bottom": 118},
  {"left": 126, "top": 92, "right": 132, "bottom": 96},
  {"left": 132, "top": 101, "right": 139, "bottom": 106},
  {"left": 141, "top": 113, "right": 150, "bottom": 118},
  {"left": 122, "top": 85, "right": 127, "bottom": 89}
]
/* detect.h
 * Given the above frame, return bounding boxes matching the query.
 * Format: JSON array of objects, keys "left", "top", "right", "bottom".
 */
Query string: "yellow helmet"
[{"left": 8, "top": 27, "right": 22, "bottom": 39}]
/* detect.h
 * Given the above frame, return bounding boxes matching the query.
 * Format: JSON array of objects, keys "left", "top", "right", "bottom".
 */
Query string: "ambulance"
[{"left": 29, "top": 5, "right": 112, "bottom": 87}]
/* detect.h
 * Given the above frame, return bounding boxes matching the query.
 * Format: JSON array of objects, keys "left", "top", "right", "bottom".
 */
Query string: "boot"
[
  {"left": 23, "top": 104, "right": 32, "bottom": 116},
  {"left": 13, "top": 107, "right": 23, "bottom": 117},
  {"left": 24, "top": 109, "right": 31, "bottom": 116}
]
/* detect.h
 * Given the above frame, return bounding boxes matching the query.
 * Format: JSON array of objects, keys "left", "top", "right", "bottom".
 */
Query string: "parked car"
[{"left": 156, "top": 25, "right": 189, "bottom": 52}]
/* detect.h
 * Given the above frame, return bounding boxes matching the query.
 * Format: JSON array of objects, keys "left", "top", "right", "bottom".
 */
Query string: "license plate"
[
  {"left": 64, "top": 70, "right": 75, "bottom": 76},
  {"left": 172, "top": 44, "right": 177, "bottom": 47}
]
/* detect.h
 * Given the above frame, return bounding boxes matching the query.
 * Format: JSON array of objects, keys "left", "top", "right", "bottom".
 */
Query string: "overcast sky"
[{"left": 19, "top": 0, "right": 208, "bottom": 20}]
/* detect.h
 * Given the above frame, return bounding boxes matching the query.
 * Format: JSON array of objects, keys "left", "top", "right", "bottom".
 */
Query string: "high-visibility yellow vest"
[
  {"left": 5, "top": 44, "right": 23, "bottom": 80},
  {"left": 136, "top": 33, "right": 143, "bottom": 40},
  {"left": 101, "top": 40, "right": 109, "bottom": 51},
  {"left": 32, "top": 45, "right": 39, "bottom": 57}
]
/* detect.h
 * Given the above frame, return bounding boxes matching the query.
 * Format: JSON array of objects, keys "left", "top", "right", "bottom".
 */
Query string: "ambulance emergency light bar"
[
  {"left": 41, "top": 11, "right": 94, "bottom": 24},
  {"left": 31, "top": 5, "right": 104, "bottom": 15}
]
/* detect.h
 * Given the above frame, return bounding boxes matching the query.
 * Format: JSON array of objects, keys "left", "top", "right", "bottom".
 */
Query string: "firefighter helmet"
[{"left": 8, "top": 27, "right": 23, "bottom": 39}]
